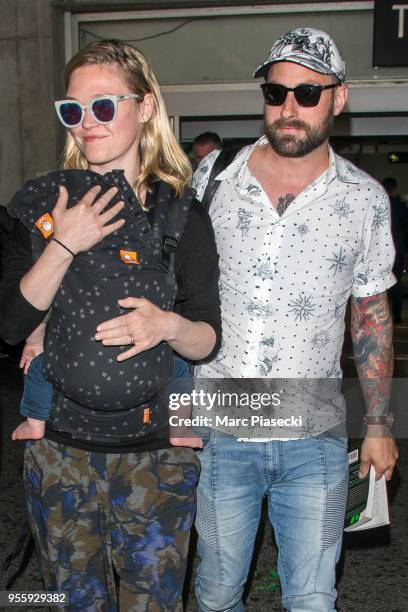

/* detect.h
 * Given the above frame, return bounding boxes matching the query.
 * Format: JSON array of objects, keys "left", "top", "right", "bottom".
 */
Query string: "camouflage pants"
[{"left": 24, "top": 439, "right": 200, "bottom": 611}]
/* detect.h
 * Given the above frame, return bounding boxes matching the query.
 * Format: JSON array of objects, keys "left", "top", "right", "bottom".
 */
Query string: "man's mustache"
[{"left": 269, "top": 119, "right": 310, "bottom": 131}]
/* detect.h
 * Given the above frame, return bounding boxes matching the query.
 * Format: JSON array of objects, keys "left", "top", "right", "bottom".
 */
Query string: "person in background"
[
  {"left": 192, "top": 132, "right": 237, "bottom": 207},
  {"left": 383, "top": 177, "right": 407, "bottom": 323},
  {"left": 192, "top": 131, "right": 222, "bottom": 164}
]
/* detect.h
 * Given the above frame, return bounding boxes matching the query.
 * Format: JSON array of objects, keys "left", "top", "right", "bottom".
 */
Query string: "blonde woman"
[{"left": 0, "top": 40, "right": 220, "bottom": 610}]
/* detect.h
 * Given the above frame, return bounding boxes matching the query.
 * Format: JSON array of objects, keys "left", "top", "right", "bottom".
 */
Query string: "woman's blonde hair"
[{"left": 62, "top": 39, "right": 191, "bottom": 197}]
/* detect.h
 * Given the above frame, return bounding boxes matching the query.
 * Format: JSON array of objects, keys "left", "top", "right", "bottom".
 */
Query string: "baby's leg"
[
  {"left": 15, "top": 352, "right": 53, "bottom": 441},
  {"left": 170, "top": 416, "right": 204, "bottom": 448},
  {"left": 170, "top": 438, "right": 204, "bottom": 448},
  {"left": 12, "top": 418, "right": 45, "bottom": 440},
  {"left": 168, "top": 355, "right": 203, "bottom": 448},
  {"left": 169, "top": 389, "right": 203, "bottom": 447}
]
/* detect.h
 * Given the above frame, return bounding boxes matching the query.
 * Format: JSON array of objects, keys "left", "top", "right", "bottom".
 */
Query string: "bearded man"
[{"left": 193, "top": 27, "right": 398, "bottom": 612}]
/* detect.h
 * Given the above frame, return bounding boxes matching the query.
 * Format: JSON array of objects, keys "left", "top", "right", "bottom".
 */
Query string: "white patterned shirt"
[
  {"left": 197, "top": 137, "right": 395, "bottom": 381},
  {"left": 192, "top": 148, "right": 222, "bottom": 200}
]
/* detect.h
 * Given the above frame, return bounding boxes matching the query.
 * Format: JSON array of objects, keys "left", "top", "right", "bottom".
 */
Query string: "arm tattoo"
[
  {"left": 276, "top": 193, "right": 295, "bottom": 216},
  {"left": 351, "top": 292, "right": 393, "bottom": 417}
]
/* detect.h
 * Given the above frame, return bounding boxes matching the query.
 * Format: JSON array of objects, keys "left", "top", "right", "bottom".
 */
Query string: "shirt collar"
[
  {"left": 332, "top": 150, "right": 360, "bottom": 184},
  {"left": 215, "top": 137, "right": 263, "bottom": 193},
  {"left": 216, "top": 136, "right": 360, "bottom": 188}
]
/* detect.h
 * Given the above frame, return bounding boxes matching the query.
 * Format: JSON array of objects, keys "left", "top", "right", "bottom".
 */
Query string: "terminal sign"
[{"left": 374, "top": 0, "right": 408, "bottom": 66}]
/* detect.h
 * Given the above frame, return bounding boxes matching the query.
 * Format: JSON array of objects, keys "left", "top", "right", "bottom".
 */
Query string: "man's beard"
[{"left": 264, "top": 103, "right": 334, "bottom": 158}]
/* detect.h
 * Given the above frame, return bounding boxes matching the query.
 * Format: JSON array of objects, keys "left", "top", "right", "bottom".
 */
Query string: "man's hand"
[
  {"left": 94, "top": 297, "right": 172, "bottom": 361},
  {"left": 359, "top": 432, "right": 398, "bottom": 481},
  {"left": 351, "top": 292, "right": 398, "bottom": 481}
]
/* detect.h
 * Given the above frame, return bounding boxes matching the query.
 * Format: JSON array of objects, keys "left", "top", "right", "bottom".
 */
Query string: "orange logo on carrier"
[
  {"left": 143, "top": 407, "right": 152, "bottom": 424},
  {"left": 35, "top": 213, "right": 54, "bottom": 238},
  {"left": 120, "top": 249, "right": 141, "bottom": 265}
]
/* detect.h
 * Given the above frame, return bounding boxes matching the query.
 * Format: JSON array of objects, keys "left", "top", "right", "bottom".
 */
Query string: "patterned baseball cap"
[{"left": 254, "top": 27, "right": 345, "bottom": 83}]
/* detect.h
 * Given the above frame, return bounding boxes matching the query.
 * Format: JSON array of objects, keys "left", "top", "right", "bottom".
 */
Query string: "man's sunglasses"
[
  {"left": 261, "top": 82, "right": 339, "bottom": 108},
  {"left": 54, "top": 93, "right": 143, "bottom": 128}
]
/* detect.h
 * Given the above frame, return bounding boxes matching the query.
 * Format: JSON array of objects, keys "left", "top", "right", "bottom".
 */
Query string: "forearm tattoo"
[
  {"left": 276, "top": 193, "right": 295, "bottom": 216},
  {"left": 351, "top": 292, "right": 393, "bottom": 416}
]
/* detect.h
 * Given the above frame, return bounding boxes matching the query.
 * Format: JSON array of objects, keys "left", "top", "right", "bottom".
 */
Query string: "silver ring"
[{"left": 129, "top": 333, "right": 135, "bottom": 345}]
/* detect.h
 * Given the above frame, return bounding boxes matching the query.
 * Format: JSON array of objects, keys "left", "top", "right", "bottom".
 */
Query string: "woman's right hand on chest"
[{"left": 52, "top": 184, "right": 125, "bottom": 254}]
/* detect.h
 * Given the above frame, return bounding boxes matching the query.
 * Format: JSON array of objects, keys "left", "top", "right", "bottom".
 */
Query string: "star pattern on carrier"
[{"left": 9, "top": 169, "right": 192, "bottom": 444}]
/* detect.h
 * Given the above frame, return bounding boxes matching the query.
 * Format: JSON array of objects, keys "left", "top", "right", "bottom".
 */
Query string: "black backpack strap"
[
  {"left": 201, "top": 149, "right": 235, "bottom": 212},
  {"left": 161, "top": 186, "right": 194, "bottom": 273}
]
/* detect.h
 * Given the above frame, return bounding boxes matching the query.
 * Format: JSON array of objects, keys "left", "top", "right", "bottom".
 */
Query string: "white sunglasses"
[{"left": 54, "top": 93, "right": 143, "bottom": 128}]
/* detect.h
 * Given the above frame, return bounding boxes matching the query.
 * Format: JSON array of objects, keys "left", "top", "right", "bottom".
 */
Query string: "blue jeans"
[{"left": 195, "top": 435, "right": 348, "bottom": 612}]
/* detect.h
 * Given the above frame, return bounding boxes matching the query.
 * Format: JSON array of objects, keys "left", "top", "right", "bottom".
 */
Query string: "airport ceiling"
[{"left": 55, "top": 0, "right": 364, "bottom": 12}]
